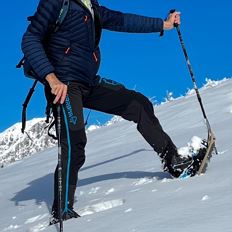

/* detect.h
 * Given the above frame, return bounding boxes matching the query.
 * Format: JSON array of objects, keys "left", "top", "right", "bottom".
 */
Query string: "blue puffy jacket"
[{"left": 21, "top": 0, "right": 163, "bottom": 85}]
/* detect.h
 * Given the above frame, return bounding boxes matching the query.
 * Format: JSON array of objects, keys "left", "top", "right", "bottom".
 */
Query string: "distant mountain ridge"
[
  {"left": 0, "top": 115, "right": 123, "bottom": 168},
  {"left": 0, "top": 118, "right": 57, "bottom": 168}
]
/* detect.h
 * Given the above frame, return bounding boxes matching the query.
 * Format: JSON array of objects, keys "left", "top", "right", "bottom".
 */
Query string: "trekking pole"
[
  {"left": 171, "top": 10, "right": 218, "bottom": 156},
  {"left": 57, "top": 104, "right": 63, "bottom": 232},
  {"left": 170, "top": 10, "right": 212, "bottom": 133}
]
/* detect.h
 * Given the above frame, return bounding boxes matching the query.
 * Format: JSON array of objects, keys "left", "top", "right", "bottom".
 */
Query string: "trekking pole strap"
[{"left": 54, "top": 0, "right": 70, "bottom": 32}]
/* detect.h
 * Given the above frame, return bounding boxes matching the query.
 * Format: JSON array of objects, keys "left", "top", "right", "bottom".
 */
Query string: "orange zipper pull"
[
  {"left": 84, "top": 15, "right": 88, "bottom": 22},
  {"left": 65, "top": 47, "right": 71, "bottom": 54},
  {"left": 93, "top": 52, "right": 98, "bottom": 62}
]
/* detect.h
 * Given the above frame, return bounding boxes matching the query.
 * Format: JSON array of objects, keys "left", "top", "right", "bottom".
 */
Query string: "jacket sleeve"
[
  {"left": 98, "top": 5, "right": 163, "bottom": 33},
  {"left": 21, "top": 0, "right": 62, "bottom": 80}
]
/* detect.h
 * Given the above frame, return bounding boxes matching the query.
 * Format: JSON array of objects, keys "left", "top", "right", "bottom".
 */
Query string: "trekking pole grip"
[
  {"left": 169, "top": 9, "right": 179, "bottom": 28},
  {"left": 160, "top": 9, "right": 179, "bottom": 36}
]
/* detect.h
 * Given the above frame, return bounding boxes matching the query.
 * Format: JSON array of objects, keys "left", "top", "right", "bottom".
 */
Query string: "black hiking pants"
[{"left": 46, "top": 78, "right": 175, "bottom": 214}]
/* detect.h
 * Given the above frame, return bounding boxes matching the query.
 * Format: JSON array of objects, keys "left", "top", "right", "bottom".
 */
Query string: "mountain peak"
[{"left": 0, "top": 118, "right": 57, "bottom": 168}]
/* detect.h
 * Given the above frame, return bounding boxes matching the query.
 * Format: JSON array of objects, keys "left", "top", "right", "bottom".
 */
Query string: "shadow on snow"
[{"left": 11, "top": 149, "right": 171, "bottom": 209}]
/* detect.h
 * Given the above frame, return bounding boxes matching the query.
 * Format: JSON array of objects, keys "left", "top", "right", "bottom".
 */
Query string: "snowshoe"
[
  {"left": 179, "top": 132, "right": 216, "bottom": 179},
  {"left": 161, "top": 143, "right": 193, "bottom": 178},
  {"left": 49, "top": 208, "right": 80, "bottom": 226}
]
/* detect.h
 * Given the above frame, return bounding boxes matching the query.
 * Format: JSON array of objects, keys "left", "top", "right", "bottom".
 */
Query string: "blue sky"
[{"left": 0, "top": 0, "right": 231, "bottom": 132}]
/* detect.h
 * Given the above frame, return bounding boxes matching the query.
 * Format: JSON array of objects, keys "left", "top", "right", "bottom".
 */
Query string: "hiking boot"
[
  {"left": 170, "top": 153, "right": 193, "bottom": 176},
  {"left": 49, "top": 209, "right": 60, "bottom": 225},
  {"left": 49, "top": 208, "right": 80, "bottom": 225},
  {"left": 50, "top": 185, "right": 79, "bottom": 225},
  {"left": 63, "top": 208, "right": 80, "bottom": 220},
  {"left": 160, "top": 144, "right": 193, "bottom": 178}
]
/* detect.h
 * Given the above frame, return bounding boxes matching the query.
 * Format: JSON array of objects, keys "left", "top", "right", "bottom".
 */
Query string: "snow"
[
  {"left": 0, "top": 78, "right": 232, "bottom": 232},
  {"left": 178, "top": 136, "right": 204, "bottom": 157},
  {"left": 86, "top": 125, "right": 101, "bottom": 132},
  {"left": 0, "top": 118, "right": 57, "bottom": 167}
]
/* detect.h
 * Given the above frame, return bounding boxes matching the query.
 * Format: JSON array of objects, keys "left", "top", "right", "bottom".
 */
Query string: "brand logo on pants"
[{"left": 65, "top": 95, "right": 77, "bottom": 125}]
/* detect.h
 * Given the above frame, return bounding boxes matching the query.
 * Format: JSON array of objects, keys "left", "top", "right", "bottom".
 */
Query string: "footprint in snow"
[
  {"left": 105, "top": 188, "right": 115, "bottom": 195},
  {"left": 25, "top": 214, "right": 48, "bottom": 224},
  {"left": 3, "top": 225, "right": 21, "bottom": 231},
  {"left": 79, "top": 199, "right": 125, "bottom": 216},
  {"left": 88, "top": 187, "right": 100, "bottom": 195},
  {"left": 161, "top": 178, "right": 172, "bottom": 183},
  {"left": 28, "top": 221, "right": 48, "bottom": 232},
  {"left": 90, "top": 198, "right": 101, "bottom": 203},
  {"left": 129, "top": 188, "right": 141, "bottom": 193},
  {"left": 132, "top": 177, "right": 153, "bottom": 186}
]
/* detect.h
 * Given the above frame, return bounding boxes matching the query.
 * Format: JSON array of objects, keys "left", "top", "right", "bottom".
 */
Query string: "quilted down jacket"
[{"left": 21, "top": 0, "right": 164, "bottom": 85}]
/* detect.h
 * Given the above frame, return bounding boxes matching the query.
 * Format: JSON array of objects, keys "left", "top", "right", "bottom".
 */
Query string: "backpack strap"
[
  {"left": 20, "top": 0, "right": 70, "bottom": 135},
  {"left": 17, "top": 0, "right": 70, "bottom": 71},
  {"left": 21, "top": 80, "right": 38, "bottom": 133},
  {"left": 54, "top": 0, "right": 70, "bottom": 32},
  {"left": 26, "top": 0, "right": 70, "bottom": 32}
]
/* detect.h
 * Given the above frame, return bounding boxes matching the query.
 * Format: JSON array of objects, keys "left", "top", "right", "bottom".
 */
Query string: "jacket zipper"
[
  {"left": 93, "top": 52, "right": 98, "bottom": 62},
  {"left": 74, "top": 0, "right": 94, "bottom": 20},
  {"left": 73, "top": 0, "right": 96, "bottom": 49}
]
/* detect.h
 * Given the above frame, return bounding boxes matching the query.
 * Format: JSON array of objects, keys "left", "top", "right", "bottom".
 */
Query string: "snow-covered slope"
[{"left": 0, "top": 78, "right": 232, "bottom": 232}]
